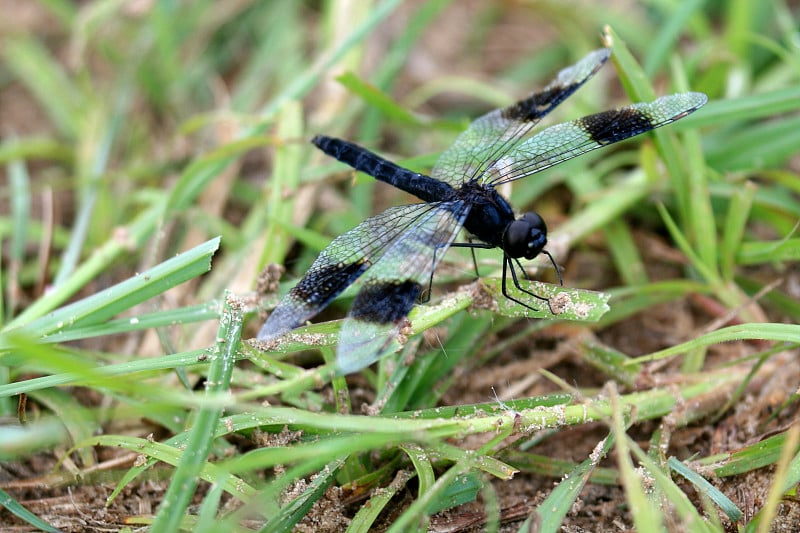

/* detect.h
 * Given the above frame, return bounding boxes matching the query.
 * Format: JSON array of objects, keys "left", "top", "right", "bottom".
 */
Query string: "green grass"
[{"left": 2, "top": 1, "right": 800, "bottom": 531}]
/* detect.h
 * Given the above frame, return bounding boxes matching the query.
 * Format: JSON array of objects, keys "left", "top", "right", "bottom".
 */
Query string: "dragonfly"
[{"left": 258, "top": 48, "right": 707, "bottom": 374}]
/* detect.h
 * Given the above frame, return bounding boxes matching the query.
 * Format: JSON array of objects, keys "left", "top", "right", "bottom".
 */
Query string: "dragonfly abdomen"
[{"left": 312, "top": 135, "right": 455, "bottom": 203}]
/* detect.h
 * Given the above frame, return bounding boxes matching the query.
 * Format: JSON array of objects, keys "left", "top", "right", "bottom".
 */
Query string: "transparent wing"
[
  {"left": 431, "top": 48, "right": 611, "bottom": 187},
  {"left": 335, "top": 201, "right": 471, "bottom": 374},
  {"left": 258, "top": 203, "right": 442, "bottom": 341},
  {"left": 482, "top": 92, "right": 708, "bottom": 185}
]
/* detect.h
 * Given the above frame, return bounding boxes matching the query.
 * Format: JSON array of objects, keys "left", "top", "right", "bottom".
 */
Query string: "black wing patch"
[
  {"left": 258, "top": 203, "right": 442, "bottom": 341},
  {"left": 431, "top": 48, "right": 611, "bottom": 187},
  {"left": 335, "top": 200, "right": 470, "bottom": 374},
  {"left": 482, "top": 92, "right": 708, "bottom": 185}
]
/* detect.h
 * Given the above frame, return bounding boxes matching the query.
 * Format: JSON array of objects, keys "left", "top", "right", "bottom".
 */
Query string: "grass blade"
[
  {"left": 150, "top": 291, "right": 243, "bottom": 532},
  {"left": 2, "top": 237, "right": 219, "bottom": 342},
  {"left": 668, "top": 456, "right": 743, "bottom": 523},
  {"left": 0, "top": 488, "right": 62, "bottom": 533},
  {"left": 536, "top": 434, "right": 615, "bottom": 532}
]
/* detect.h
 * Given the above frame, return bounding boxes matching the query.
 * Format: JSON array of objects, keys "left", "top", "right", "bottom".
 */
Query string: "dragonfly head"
[{"left": 503, "top": 212, "right": 547, "bottom": 260}]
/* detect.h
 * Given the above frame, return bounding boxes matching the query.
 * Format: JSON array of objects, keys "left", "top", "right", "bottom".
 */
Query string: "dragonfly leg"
[
  {"left": 542, "top": 250, "right": 563, "bottom": 286},
  {"left": 420, "top": 247, "right": 438, "bottom": 304},
  {"left": 468, "top": 237, "right": 481, "bottom": 278},
  {"left": 513, "top": 257, "right": 531, "bottom": 281},
  {"left": 450, "top": 239, "right": 493, "bottom": 279},
  {"left": 502, "top": 256, "right": 554, "bottom": 314}
]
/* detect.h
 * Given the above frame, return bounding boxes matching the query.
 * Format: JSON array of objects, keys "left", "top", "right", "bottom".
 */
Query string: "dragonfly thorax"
[{"left": 502, "top": 212, "right": 547, "bottom": 260}]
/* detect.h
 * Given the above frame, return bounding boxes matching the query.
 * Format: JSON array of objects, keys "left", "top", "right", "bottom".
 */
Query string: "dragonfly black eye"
[{"left": 503, "top": 212, "right": 547, "bottom": 260}]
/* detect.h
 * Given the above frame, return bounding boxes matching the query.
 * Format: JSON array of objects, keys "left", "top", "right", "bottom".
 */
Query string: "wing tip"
[
  {"left": 592, "top": 47, "right": 612, "bottom": 62},
  {"left": 686, "top": 91, "right": 709, "bottom": 109},
  {"left": 552, "top": 47, "right": 612, "bottom": 88},
  {"left": 334, "top": 318, "right": 409, "bottom": 375},
  {"left": 256, "top": 322, "right": 286, "bottom": 343},
  {"left": 657, "top": 91, "right": 709, "bottom": 121},
  {"left": 256, "top": 306, "right": 305, "bottom": 343}
]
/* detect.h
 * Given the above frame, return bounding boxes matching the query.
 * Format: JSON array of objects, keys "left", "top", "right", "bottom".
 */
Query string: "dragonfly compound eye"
[{"left": 503, "top": 213, "right": 547, "bottom": 260}]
